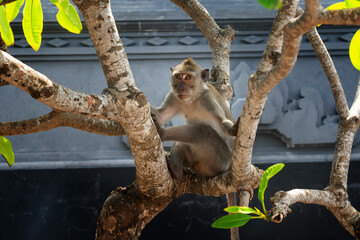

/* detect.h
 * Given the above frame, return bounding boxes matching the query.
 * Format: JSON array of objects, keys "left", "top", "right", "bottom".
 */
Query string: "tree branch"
[
  {"left": 257, "top": 0, "right": 318, "bottom": 96},
  {"left": 71, "top": 0, "right": 174, "bottom": 197},
  {"left": 320, "top": 8, "right": 360, "bottom": 26},
  {"left": 0, "top": 51, "right": 117, "bottom": 120},
  {"left": 72, "top": 0, "right": 135, "bottom": 91},
  {"left": 0, "top": 110, "right": 125, "bottom": 136},
  {"left": 231, "top": 0, "right": 300, "bottom": 184},
  {"left": 96, "top": 184, "right": 177, "bottom": 240},
  {"left": 328, "top": 106, "right": 360, "bottom": 192},
  {"left": 256, "top": 1, "right": 299, "bottom": 72},
  {"left": 271, "top": 186, "right": 360, "bottom": 237},
  {"left": 270, "top": 189, "right": 339, "bottom": 223},
  {"left": 306, "top": 28, "right": 349, "bottom": 119},
  {"left": 179, "top": 168, "right": 262, "bottom": 197},
  {"left": 269, "top": 3, "right": 360, "bottom": 238},
  {"left": 328, "top": 202, "right": 360, "bottom": 239}
]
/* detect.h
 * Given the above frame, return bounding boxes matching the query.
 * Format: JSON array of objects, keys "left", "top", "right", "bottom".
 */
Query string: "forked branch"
[
  {"left": 0, "top": 110, "right": 125, "bottom": 136},
  {"left": 270, "top": 2, "right": 360, "bottom": 238}
]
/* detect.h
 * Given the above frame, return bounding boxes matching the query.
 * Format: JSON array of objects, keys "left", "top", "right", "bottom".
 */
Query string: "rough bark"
[
  {"left": 71, "top": 0, "right": 135, "bottom": 90},
  {"left": 96, "top": 183, "right": 177, "bottom": 239},
  {"left": 0, "top": 110, "right": 125, "bottom": 136},
  {"left": 306, "top": 28, "right": 349, "bottom": 119},
  {"left": 232, "top": 0, "right": 300, "bottom": 186},
  {"left": 0, "top": 51, "right": 116, "bottom": 119}
]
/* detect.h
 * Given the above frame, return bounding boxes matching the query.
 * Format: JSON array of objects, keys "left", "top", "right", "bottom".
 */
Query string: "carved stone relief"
[{"left": 230, "top": 61, "right": 340, "bottom": 147}]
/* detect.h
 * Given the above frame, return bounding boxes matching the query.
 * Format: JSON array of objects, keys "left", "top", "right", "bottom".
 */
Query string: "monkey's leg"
[
  {"left": 165, "top": 124, "right": 232, "bottom": 177},
  {"left": 168, "top": 142, "right": 191, "bottom": 179},
  {"left": 162, "top": 124, "right": 218, "bottom": 143}
]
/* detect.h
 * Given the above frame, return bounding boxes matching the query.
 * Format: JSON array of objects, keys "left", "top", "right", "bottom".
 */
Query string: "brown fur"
[{"left": 151, "top": 58, "right": 237, "bottom": 179}]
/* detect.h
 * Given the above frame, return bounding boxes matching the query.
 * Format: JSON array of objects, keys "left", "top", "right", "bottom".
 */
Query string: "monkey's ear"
[
  {"left": 170, "top": 67, "right": 174, "bottom": 73},
  {"left": 201, "top": 69, "right": 209, "bottom": 82}
]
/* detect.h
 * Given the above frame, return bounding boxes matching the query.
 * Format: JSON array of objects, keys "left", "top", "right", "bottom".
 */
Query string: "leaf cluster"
[
  {"left": 0, "top": 0, "right": 82, "bottom": 51},
  {"left": 212, "top": 163, "right": 284, "bottom": 229}
]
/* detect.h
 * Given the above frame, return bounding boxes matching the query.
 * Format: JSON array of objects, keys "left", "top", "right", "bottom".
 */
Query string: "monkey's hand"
[
  {"left": 228, "top": 117, "right": 240, "bottom": 136},
  {"left": 151, "top": 107, "right": 166, "bottom": 141}
]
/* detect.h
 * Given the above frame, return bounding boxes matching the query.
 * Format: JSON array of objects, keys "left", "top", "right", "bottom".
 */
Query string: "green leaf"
[
  {"left": 6, "top": 0, "right": 25, "bottom": 22},
  {"left": 349, "top": 29, "right": 360, "bottom": 71},
  {"left": 345, "top": 0, "right": 360, "bottom": 8},
  {"left": 257, "top": 0, "right": 282, "bottom": 9},
  {"left": 212, "top": 214, "right": 252, "bottom": 229},
  {"left": 0, "top": 136, "right": 15, "bottom": 167},
  {"left": 51, "top": 0, "right": 82, "bottom": 34},
  {"left": 224, "top": 206, "right": 259, "bottom": 215},
  {"left": 326, "top": 2, "right": 347, "bottom": 10},
  {"left": 254, "top": 207, "right": 262, "bottom": 214},
  {"left": 0, "top": 5, "right": 14, "bottom": 46},
  {"left": 258, "top": 163, "right": 285, "bottom": 213},
  {"left": 22, "top": 0, "right": 43, "bottom": 51}
]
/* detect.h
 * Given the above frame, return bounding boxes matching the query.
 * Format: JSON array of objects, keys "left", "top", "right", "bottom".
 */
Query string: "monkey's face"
[{"left": 172, "top": 73, "right": 197, "bottom": 101}]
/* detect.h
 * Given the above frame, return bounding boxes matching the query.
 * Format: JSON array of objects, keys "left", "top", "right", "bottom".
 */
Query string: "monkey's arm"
[
  {"left": 152, "top": 93, "right": 180, "bottom": 126},
  {"left": 207, "top": 104, "right": 236, "bottom": 136},
  {"left": 202, "top": 86, "right": 236, "bottom": 135}
]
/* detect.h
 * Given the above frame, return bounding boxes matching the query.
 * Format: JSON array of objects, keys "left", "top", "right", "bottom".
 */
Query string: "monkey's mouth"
[{"left": 178, "top": 95, "right": 190, "bottom": 100}]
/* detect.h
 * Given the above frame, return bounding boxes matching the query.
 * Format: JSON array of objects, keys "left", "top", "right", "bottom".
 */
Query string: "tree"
[{"left": 1, "top": 0, "right": 360, "bottom": 239}]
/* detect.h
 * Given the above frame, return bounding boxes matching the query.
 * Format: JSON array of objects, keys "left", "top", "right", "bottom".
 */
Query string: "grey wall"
[{"left": 1, "top": 22, "right": 360, "bottom": 169}]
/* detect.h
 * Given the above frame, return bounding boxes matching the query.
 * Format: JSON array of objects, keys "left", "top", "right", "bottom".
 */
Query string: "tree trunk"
[{"left": 96, "top": 183, "right": 177, "bottom": 239}]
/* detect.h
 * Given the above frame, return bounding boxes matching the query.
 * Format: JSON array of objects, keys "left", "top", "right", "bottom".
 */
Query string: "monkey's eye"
[
  {"left": 184, "top": 75, "right": 191, "bottom": 80},
  {"left": 176, "top": 75, "right": 182, "bottom": 80}
]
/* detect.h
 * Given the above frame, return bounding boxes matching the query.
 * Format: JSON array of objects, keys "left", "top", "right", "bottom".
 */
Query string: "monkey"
[{"left": 151, "top": 57, "right": 238, "bottom": 179}]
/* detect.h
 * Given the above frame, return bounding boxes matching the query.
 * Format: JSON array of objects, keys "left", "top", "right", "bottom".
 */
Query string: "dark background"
[{"left": 1, "top": 162, "right": 359, "bottom": 240}]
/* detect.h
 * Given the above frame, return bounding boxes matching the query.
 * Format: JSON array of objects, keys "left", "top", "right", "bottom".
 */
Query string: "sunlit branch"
[
  {"left": 307, "top": 28, "right": 349, "bottom": 119},
  {"left": 0, "top": 51, "right": 117, "bottom": 120},
  {"left": 0, "top": 110, "right": 125, "bottom": 136}
]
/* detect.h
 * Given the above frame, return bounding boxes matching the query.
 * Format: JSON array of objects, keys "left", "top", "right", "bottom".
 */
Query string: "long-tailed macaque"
[{"left": 151, "top": 57, "right": 237, "bottom": 179}]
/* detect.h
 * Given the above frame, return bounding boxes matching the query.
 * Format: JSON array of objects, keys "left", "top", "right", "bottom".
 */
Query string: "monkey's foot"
[{"left": 166, "top": 159, "right": 183, "bottom": 180}]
